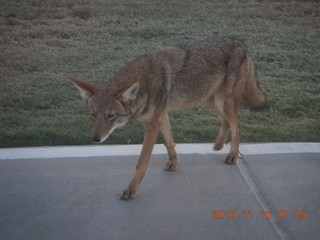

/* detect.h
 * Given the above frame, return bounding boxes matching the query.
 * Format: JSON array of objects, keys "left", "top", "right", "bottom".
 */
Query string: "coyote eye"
[
  {"left": 106, "top": 113, "right": 116, "bottom": 120},
  {"left": 90, "top": 112, "right": 96, "bottom": 119}
]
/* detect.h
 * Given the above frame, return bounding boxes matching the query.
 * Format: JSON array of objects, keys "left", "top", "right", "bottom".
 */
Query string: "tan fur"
[{"left": 70, "top": 35, "right": 266, "bottom": 200}]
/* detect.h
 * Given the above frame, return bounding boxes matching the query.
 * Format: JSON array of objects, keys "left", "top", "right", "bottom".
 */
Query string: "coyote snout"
[{"left": 70, "top": 35, "right": 266, "bottom": 200}]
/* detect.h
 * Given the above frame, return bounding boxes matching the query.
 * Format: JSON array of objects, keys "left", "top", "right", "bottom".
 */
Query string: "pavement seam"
[{"left": 237, "top": 157, "right": 295, "bottom": 240}]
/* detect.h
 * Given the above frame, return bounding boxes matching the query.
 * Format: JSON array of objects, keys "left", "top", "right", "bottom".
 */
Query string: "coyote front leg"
[
  {"left": 119, "top": 121, "right": 160, "bottom": 200},
  {"left": 159, "top": 113, "right": 179, "bottom": 171},
  {"left": 214, "top": 119, "right": 229, "bottom": 151},
  {"left": 224, "top": 101, "right": 240, "bottom": 165}
]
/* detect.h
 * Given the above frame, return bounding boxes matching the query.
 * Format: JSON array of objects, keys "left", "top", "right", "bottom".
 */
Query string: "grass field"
[{"left": 0, "top": 0, "right": 319, "bottom": 147}]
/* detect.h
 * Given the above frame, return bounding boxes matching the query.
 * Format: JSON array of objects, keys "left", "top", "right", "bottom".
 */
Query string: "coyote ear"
[
  {"left": 122, "top": 82, "right": 140, "bottom": 103},
  {"left": 69, "top": 77, "right": 96, "bottom": 100}
]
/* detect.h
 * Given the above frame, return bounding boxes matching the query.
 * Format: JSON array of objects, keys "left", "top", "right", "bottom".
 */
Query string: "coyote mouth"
[{"left": 92, "top": 127, "right": 116, "bottom": 143}]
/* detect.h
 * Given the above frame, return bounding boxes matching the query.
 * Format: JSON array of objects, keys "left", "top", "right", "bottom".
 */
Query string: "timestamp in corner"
[{"left": 211, "top": 210, "right": 308, "bottom": 220}]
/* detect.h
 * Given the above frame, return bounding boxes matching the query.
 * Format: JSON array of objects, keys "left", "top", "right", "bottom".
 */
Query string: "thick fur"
[{"left": 70, "top": 35, "right": 266, "bottom": 200}]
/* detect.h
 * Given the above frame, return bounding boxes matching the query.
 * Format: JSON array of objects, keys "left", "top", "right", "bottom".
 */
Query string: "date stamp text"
[{"left": 211, "top": 210, "right": 308, "bottom": 220}]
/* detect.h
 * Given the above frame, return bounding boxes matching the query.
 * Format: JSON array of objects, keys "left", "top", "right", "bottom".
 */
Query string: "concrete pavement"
[{"left": 0, "top": 143, "right": 319, "bottom": 240}]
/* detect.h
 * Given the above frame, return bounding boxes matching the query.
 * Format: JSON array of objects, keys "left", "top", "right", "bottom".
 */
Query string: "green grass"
[{"left": 0, "top": 0, "right": 319, "bottom": 147}]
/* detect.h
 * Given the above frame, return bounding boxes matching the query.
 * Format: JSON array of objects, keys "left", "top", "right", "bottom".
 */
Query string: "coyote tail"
[{"left": 242, "top": 56, "right": 266, "bottom": 110}]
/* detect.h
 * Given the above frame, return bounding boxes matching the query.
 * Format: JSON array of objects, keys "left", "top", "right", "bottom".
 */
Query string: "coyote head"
[{"left": 70, "top": 77, "right": 140, "bottom": 143}]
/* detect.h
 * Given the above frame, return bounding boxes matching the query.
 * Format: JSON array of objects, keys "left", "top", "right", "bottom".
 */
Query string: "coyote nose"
[{"left": 92, "top": 135, "right": 101, "bottom": 142}]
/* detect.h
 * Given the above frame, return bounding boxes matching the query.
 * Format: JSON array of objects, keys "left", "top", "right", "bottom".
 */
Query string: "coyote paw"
[
  {"left": 224, "top": 154, "right": 238, "bottom": 165},
  {"left": 165, "top": 159, "right": 179, "bottom": 171},
  {"left": 214, "top": 142, "right": 224, "bottom": 151},
  {"left": 119, "top": 188, "right": 137, "bottom": 200}
]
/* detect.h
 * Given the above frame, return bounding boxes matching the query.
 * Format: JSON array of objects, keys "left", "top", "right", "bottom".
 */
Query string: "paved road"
[{"left": 0, "top": 143, "right": 319, "bottom": 240}]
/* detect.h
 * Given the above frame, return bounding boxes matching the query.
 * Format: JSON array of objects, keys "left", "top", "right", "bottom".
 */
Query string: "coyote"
[{"left": 70, "top": 35, "right": 265, "bottom": 200}]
